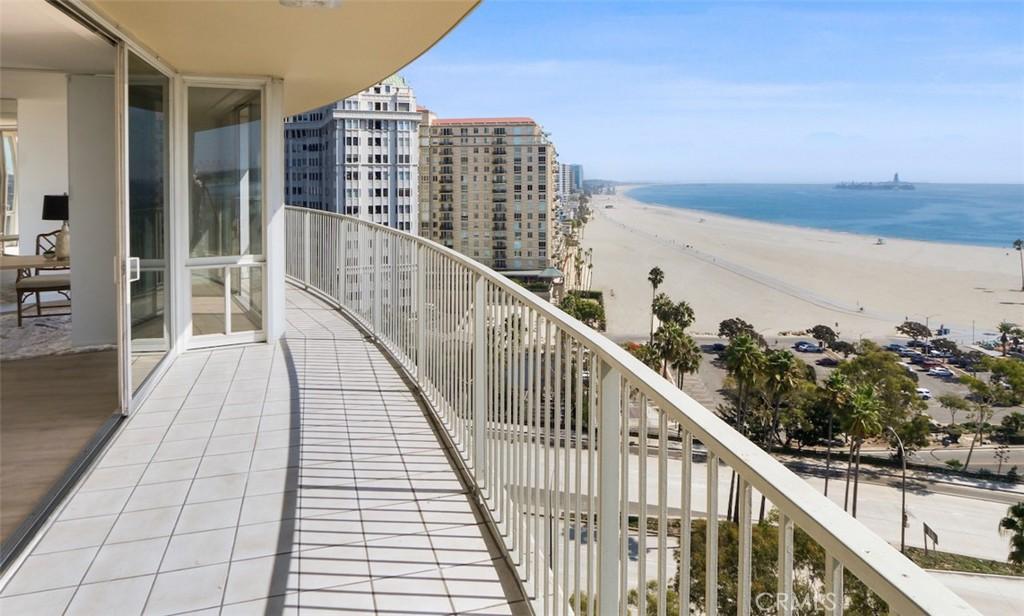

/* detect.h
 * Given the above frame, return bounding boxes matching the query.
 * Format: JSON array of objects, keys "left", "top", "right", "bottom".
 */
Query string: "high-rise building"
[
  {"left": 419, "top": 113, "right": 557, "bottom": 273},
  {"left": 557, "top": 163, "right": 583, "bottom": 198},
  {"left": 284, "top": 75, "right": 420, "bottom": 231}
]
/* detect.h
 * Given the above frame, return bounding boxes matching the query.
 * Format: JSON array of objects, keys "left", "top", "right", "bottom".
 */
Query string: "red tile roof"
[{"left": 433, "top": 117, "right": 535, "bottom": 126}]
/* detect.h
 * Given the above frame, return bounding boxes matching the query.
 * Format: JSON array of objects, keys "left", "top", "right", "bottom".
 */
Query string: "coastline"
[
  {"left": 581, "top": 186, "right": 1020, "bottom": 343},
  {"left": 623, "top": 183, "right": 1020, "bottom": 251}
]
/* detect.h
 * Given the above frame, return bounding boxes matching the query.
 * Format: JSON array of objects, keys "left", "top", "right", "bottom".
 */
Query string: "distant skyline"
[{"left": 403, "top": 1, "right": 1024, "bottom": 184}]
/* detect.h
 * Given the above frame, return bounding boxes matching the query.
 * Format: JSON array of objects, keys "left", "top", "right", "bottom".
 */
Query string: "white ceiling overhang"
[{"left": 85, "top": 0, "right": 479, "bottom": 115}]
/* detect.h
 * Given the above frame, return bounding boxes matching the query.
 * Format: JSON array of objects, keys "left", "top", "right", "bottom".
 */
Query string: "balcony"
[{"left": 0, "top": 209, "right": 979, "bottom": 615}]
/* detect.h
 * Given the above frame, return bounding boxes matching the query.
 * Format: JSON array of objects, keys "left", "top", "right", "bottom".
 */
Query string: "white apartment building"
[
  {"left": 284, "top": 75, "right": 420, "bottom": 231},
  {"left": 557, "top": 162, "right": 583, "bottom": 198}
]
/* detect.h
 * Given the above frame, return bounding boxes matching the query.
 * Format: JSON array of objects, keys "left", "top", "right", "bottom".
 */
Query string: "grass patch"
[{"left": 904, "top": 547, "right": 1023, "bottom": 577}]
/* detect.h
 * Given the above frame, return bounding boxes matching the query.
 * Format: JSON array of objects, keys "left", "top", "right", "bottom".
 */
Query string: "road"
[{"left": 508, "top": 444, "right": 1017, "bottom": 562}]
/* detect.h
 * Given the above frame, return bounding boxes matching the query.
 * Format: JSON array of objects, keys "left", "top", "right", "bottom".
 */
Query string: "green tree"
[
  {"left": 718, "top": 317, "right": 766, "bottom": 347},
  {"left": 931, "top": 338, "right": 959, "bottom": 355},
  {"left": 998, "top": 502, "right": 1024, "bottom": 565},
  {"left": 1014, "top": 239, "right": 1023, "bottom": 292},
  {"left": 896, "top": 320, "right": 932, "bottom": 343},
  {"left": 653, "top": 321, "right": 687, "bottom": 379},
  {"left": 625, "top": 341, "right": 661, "bottom": 372},
  {"left": 810, "top": 324, "right": 838, "bottom": 348},
  {"left": 651, "top": 292, "right": 674, "bottom": 329},
  {"left": 830, "top": 340, "right": 857, "bottom": 357},
  {"left": 937, "top": 393, "right": 970, "bottom": 426},
  {"left": 759, "top": 349, "right": 803, "bottom": 450},
  {"left": 670, "top": 334, "right": 701, "bottom": 390},
  {"left": 836, "top": 342, "right": 924, "bottom": 429},
  {"left": 558, "top": 294, "right": 605, "bottom": 330},
  {"left": 1002, "top": 411, "right": 1024, "bottom": 436},
  {"left": 723, "top": 333, "right": 765, "bottom": 434},
  {"left": 843, "top": 385, "right": 883, "bottom": 518},
  {"left": 647, "top": 266, "right": 665, "bottom": 344},
  {"left": 997, "top": 321, "right": 1018, "bottom": 356}
]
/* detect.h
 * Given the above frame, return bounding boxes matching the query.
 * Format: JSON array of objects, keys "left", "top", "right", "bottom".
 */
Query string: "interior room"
[{"left": 0, "top": 0, "right": 124, "bottom": 552}]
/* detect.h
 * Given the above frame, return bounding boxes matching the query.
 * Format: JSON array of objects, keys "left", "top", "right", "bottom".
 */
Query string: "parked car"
[
  {"left": 795, "top": 341, "right": 824, "bottom": 353},
  {"left": 916, "top": 387, "right": 932, "bottom": 400},
  {"left": 907, "top": 340, "right": 926, "bottom": 348},
  {"left": 816, "top": 357, "right": 840, "bottom": 367},
  {"left": 920, "top": 358, "right": 943, "bottom": 369},
  {"left": 885, "top": 343, "right": 905, "bottom": 352},
  {"left": 927, "top": 367, "right": 954, "bottom": 378},
  {"left": 909, "top": 353, "right": 927, "bottom": 364}
]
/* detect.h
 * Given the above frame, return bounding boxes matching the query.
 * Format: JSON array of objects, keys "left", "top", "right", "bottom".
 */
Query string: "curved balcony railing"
[{"left": 284, "top": 206, "right": 977, "bottom": 616}]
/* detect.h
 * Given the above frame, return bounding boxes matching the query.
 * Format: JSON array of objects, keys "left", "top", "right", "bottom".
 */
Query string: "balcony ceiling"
[{"left": 85, "top": 0, "right": 479, "bottom": 115}]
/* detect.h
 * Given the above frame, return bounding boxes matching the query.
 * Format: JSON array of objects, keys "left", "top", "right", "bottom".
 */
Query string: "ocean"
[{"left": 626, "top": 183, "right": 1024, "bottom": 248}]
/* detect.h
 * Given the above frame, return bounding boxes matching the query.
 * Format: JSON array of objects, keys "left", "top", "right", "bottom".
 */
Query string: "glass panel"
[
  {"left": 191, "top": 268, "right": 226, "bottom": 335},
  {"left": 128, "top": 52, "right": 170, "bottom": 391},
  {"left": 188, "top": 87, "right": 262, "bottom": 258},
  {"left": 2, "top": 125, "right": 17, "bottom": 239},
  {"left": 230, "top": 266, "right": 262, "bottom": 332}
]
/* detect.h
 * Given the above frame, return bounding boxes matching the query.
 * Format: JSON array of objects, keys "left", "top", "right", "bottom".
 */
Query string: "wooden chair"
[{"left": 15, "top": 230, "right": 71, "bottom": 326}]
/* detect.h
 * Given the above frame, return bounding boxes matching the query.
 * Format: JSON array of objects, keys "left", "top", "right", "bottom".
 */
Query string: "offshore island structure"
[{"left": 834, "top": 173, "right": 915, "bottom": 190}]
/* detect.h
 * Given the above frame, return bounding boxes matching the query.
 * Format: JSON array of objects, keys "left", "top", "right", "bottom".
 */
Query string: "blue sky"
[{"left": 403, "top": 1, "right": 1024, "bottom": 183}]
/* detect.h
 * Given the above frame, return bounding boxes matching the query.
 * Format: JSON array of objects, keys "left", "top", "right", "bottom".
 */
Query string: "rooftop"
[{"left": 432, "top": 117, "right": 536, "bottom": 126}]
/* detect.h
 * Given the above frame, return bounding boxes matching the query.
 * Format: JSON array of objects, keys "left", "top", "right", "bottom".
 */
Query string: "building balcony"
[{"left": 0, "top": 209, "right": 980, "bottom": 615}]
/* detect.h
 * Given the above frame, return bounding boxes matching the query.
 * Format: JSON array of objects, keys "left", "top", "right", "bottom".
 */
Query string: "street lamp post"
[{"left": 886, "top": 426, "right": 908, "bottom": 554}]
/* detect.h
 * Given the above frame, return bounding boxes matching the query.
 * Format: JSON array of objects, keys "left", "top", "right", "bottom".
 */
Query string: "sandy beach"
[{"left": 582, "top": 186, "right": 1022, "bottom": 344}]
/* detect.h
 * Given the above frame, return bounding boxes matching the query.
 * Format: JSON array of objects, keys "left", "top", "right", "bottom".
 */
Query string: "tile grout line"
[
  {"left": 136, "top": 346, "right": 249, "bottom": 615},
  {"left": 54, "top": 351, "right": 216, "bottom": 616}
]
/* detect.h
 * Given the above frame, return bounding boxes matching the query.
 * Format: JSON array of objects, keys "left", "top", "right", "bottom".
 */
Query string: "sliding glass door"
[
  {"left": 186, "top": 85, "right": 264, "bottom": 344},
  {"left": 127, "top": 52, "right": 171, "bottom": 391}
]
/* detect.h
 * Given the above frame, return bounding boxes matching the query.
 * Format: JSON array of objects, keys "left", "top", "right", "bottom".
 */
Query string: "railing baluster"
[
  {"left": 473, "top": 273, "right": 486, "bottom": 483},
  {"left": 657, "top": 410, "right": 668, "bottom": 616},
  {"left": 825, "top": 553, "right": 844, "bottom": 616},
  {"left": 597, "top": 362, "right": 621, "bottom": 616},
  {"left": 778, "top": 512, "right": 794, "bottom": 616},
  {"left": 638, "top": 393, "right": 648, "bottom": 605},
  {"left": 573, "top": 342, "right": 583, "bottom": 613},
  {"left": 706, "top": 452, "right": 719, "bottom": 616},
  {"left": 679, "top": 430, "right": 692, "bottom": 616},
  {"left": 618, "top": 384, "right": 629, "bottom": 616},
  {"left": 562, "top": 334, "right": 572, "bottom": 615},
  {"left": 587, "top": 353, "right": 597, "bottom": 616},
  {"left": 738, "top": 478, "right": 752, "bottom": 616}
]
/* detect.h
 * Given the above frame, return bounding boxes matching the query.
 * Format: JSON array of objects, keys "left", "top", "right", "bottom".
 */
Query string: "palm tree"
[
  {"left": 652, "top": 322, "right": 686, "bottom": 379},
  {"left": 997, "top": 321, "right": 1018, "bottom": 356},
  {"left": 671, "top": 335, "right": 702, "bottom": 390},
  {"left": 647, "top": 266, "right": 664, "bottom": 344},
  {"left": 723, "top": 333, "right": 764, "bottom": 434},
  {"left": 843, "top": 385, "right": 883, "bottom": 518},
  {"left": 761, "top": 349, "right": 801, "bottom": 450},
  {"left": 822, "top": 372, "right": 851, "bottom": 497},
  {"left": 998, "top": 502, "right": 1024, "bottom": 565},
  {"left": 1014, "top": 239, "right": 1024, "bottom": 292}
]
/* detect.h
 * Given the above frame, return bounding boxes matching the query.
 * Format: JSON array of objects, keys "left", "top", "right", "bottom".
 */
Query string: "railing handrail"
[{"left": 284, "top": 206, "right": 979, "bottom": 616}]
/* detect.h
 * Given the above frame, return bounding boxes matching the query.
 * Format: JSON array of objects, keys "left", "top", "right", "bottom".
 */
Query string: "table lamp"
[{"left": 42, "top": 194, "right": 70, "bottom": 258}]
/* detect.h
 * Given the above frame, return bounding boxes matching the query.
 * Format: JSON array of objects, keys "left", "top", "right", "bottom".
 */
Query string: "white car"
[
  {"left": 916, "top": 387, "right": 932, "bottom": 400},
  {"left": 927, "top": 367, "right": 953, "bottom": 378}
]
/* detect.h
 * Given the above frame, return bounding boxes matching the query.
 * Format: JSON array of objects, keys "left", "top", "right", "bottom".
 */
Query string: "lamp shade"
[{"left": 42, "top": 194, "right": 69, "bottom": 221}]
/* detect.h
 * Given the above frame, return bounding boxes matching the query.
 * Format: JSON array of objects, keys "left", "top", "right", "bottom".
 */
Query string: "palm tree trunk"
[
  {"left": 844, "top": 444, "right": 855, "bottom": 512},
  {"left": 964, "top": 423, "right": 981, "bottom": 471},
  {"left": 649, "top": 290, "right": 656, "bottom": 345},
  {"left": 852, "top": 443, "right": 863, "bottom": 518}
]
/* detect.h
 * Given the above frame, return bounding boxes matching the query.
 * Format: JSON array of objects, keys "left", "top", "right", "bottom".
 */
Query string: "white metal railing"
[{"left": 285, "top": 206, "right": 978, "bottom": 616}]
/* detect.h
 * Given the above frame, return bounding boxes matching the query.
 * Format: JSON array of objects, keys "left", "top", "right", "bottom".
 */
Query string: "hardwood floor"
[{"left": 0, "top": 349, "right": 118, "bottom": 543}]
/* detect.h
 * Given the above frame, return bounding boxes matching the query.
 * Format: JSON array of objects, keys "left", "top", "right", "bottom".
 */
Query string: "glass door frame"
[
  {"left": 115, "top": 42, "right": 182, "bottom": 415},
  {"left": 177, "top": 76, "right": 271, "bottom": 350}
]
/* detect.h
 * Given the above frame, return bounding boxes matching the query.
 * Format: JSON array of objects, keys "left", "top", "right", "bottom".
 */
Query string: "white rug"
[{"left": 0, "top": 313, "right": 113, "bottom": 361}]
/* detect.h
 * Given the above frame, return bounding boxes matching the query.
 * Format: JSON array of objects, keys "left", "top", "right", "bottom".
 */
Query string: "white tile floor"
[{"left": 0, "top": 289, "right": 528, "bottom": 615}]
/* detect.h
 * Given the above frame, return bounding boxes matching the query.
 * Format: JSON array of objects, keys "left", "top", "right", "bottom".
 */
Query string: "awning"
[{"left": 87, "top": 0, "right": 479, "bottom": 115}]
